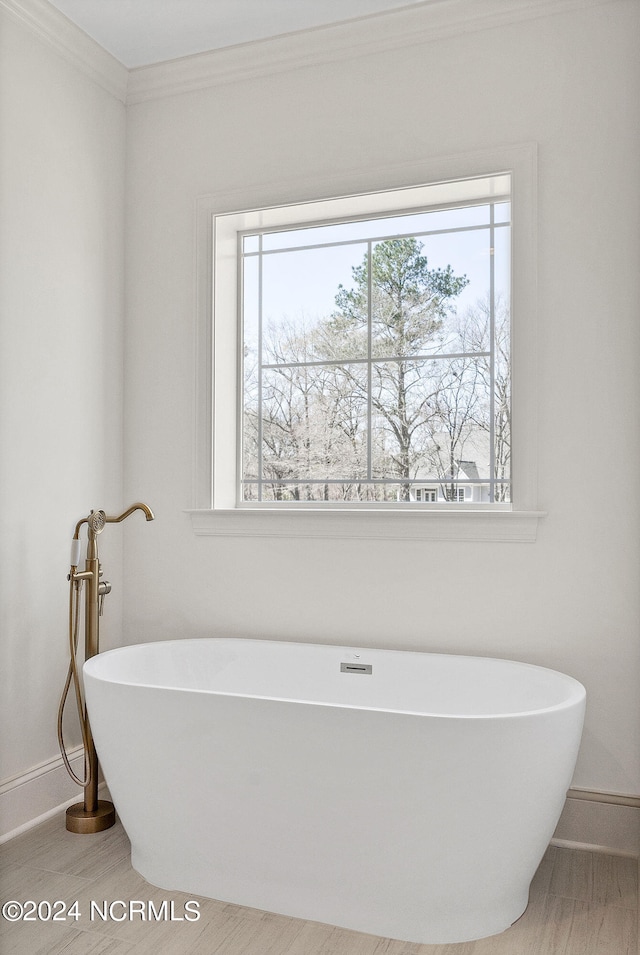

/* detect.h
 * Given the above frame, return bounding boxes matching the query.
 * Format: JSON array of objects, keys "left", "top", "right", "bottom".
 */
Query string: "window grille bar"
[
  {"left": 242, "top": 219, "right": 510, "bottom": 260},
  {"left": 240, "top": 191, "right": 511, "bottom": 248},
  {"left": 243, "top": 478, "right": 510, "bottom": 486},
  {"left": 260, "top": 351, "right": 491, "bottom": 371}
]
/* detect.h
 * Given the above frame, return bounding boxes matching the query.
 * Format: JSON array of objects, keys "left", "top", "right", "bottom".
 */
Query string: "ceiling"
[{"left": 46, "top": 0, "right": 431, "bottom": 69}]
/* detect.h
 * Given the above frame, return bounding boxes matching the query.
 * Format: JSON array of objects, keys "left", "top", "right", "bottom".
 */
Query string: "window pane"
[
  {"left": 242, "top": 254, "right": 260, "bottom": 484},
  {"left": 243, "top": 234, "right": 260, "bottom": 254},
  {"left": 494, "top": 202, "right": 510, "bottom": 225},
  {"left": 242, "top": 341, "right": 259, "bottom": 482},
  {"left": 259, "top": 364, "right": 368, "bottom": 484},
  {"left": 261, "top": 243, "right": 368, "bottom": 362},
  {"left": 377, "top": 204, "right": 491, "bottom": 239},
  {"left": 420, "top": 228, "right": 493, "bottom": 351},
  {"left": 494, "top": 483, "right": 512, "bottom": 503},
  {"left": 493, "top": 223, "right": 511, "bottom": 303},
  {"left": 241, "top": 480, "right": 511, "bottom": 504},
  {"left": 262, "top": 219, "right": 368, "bottom": 252},
  {"left": 360, "top": 231, "right": 491, "bottom": 359},
  {"left": 242, "top": 253, "right": 260, "bottom": 364},
  {"left": 370, "top": 358, "right": 441, "bottom": 486},
  {"left": 371, "top": 357, "right": 492, "bottom": 489},
  {"left": 493, "top": 241, "right": 511, "bottom": 489},
  {"left": 242, "top": 482, "right": 259, "bottom": 502},
  {"left": 494, "top": 346, "right": 511, "bottom": 486}
]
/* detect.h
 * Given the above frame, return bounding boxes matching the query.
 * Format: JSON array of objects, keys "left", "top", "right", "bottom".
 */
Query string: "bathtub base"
[
  {"left": 116, "top": 689, "right": 557, "bottom": 945},
  {"left": 131, "top": 846, "right": 530, "bottom": 945}
]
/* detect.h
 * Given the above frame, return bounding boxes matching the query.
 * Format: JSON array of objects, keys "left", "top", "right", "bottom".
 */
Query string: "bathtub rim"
[{"left": 83, "top": 637, "right": 586, "bottom": 721}]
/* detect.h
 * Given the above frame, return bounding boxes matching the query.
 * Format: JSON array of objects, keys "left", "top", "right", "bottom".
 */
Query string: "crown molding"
[
  {"left": 1, "top": 0, "right": 624, "bottom": 107},
  {"left": 0, "top": 0, "right": 128, "bottom": 102},
  {"left": 126, "top": 0, "right": 621, "bottom": 105}
]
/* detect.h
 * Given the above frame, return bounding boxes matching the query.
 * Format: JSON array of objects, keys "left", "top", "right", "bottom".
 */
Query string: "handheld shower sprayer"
[
  {"left": 58, "top": 503, "right": 154, "bottom": 834},
  {"left": 88, "top": 509, "right": 106, "bottom": 536}
]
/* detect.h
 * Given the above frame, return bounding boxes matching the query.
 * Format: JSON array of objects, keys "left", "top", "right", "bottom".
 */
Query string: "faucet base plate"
[{"left": 66, "top": 799, "right": 116, "bottom": 834}]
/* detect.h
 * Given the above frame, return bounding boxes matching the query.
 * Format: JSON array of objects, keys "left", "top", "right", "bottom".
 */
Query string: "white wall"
[
  {"left": 123, "top": 0, "right": 640, "bottom": 800},
  {"left": 0, "top": 5, "right": 126, "bottom": 820}
]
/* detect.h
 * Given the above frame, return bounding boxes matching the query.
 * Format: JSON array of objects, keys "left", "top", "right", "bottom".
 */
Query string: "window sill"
[{"left": 187, "top": 508, "right": 545, "bottom": 542}]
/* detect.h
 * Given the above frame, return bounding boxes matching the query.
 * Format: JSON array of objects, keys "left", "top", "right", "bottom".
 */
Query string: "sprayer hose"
[{"left": 56, "top": 573, "right": 93, "bottom": 788}]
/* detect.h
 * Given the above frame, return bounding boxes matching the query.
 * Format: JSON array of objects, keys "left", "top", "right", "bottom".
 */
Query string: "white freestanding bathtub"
[{"left": 83, "top": 638, "right": 585, "bottom": 944}]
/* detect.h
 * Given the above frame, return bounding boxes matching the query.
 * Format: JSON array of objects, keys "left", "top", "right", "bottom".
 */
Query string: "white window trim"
[{"left": 190, "top": 145, "right": 545, "bottom": 542}]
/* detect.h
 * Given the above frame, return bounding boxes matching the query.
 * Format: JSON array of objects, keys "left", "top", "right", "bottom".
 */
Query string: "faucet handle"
[{"left": 98, "top": 579, "right": 111, "bottom": 616}]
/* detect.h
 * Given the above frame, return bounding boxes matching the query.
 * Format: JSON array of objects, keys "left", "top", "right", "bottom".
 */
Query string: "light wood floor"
[{"left": 1, "top": 812, "right": 637, "bottom": 954}]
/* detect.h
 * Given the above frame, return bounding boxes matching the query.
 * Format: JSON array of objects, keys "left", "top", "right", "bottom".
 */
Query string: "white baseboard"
[
  {"left": 553, "top": 788, "right": 640, "bottom": 858},
  {"left": 0, "top": 747, "right": 86, "bottom": 843}
]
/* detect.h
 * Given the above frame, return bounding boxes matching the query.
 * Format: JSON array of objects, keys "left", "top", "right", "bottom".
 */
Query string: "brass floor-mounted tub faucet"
[{"left": 58, "top": 503, "right": 154, "bottom": 833}]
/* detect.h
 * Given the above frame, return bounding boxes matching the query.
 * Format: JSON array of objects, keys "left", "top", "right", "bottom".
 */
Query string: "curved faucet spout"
[{"left": 104, "top": 503, "right": 155, "bottom": 524}]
